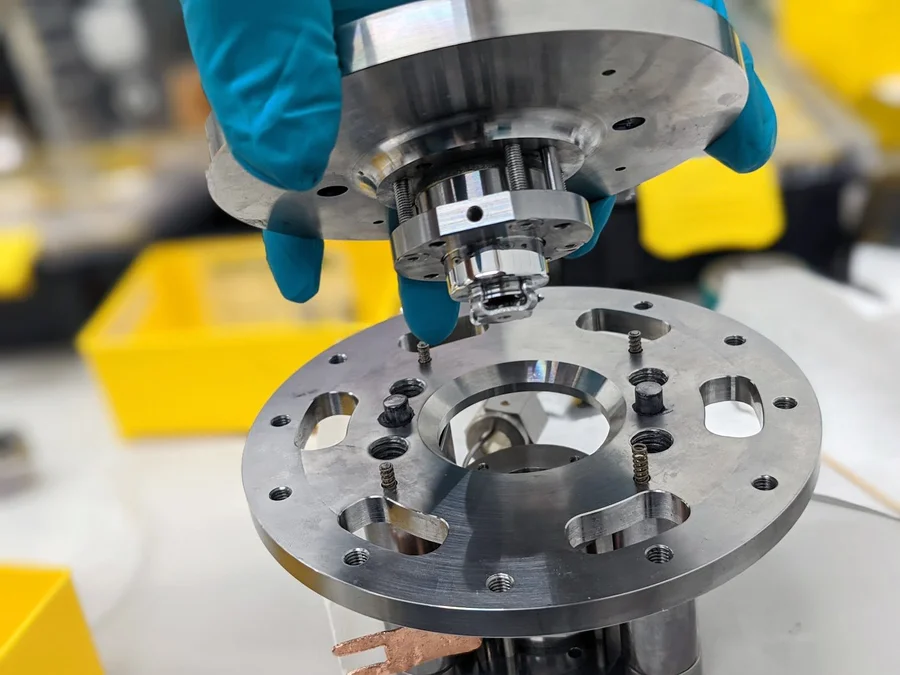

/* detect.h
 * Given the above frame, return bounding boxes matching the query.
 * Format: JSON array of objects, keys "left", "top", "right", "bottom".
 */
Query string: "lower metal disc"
[
  {"left": 208, "top": 0, "right": 747, "bottom": 238},
  {"left": 243, "top": 288, "right": 820, "bottom": 637}
]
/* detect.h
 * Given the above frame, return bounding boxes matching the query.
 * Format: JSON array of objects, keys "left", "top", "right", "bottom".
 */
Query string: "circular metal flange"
[
  {"left": 243, "top": 288, "right": 820, "bottom": 637},
  {"left": 207, "top": 0, "right": 747, "bottom": 239}
]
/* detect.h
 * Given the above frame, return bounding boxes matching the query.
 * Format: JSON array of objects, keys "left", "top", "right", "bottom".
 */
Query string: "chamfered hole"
[
  {"left": 269, "top": 486, "right": 292, "bottom": 501},
  {"left": 724, "top": 335, "right": 746, "bottom": 347},
  {"left": 634, "top": 301, "right": 653, "bottom": 310},
  {"left": 613, "top": 117, "right": 646, "bottom": 131},
  {"left": 645, "top": 544, "right": 674, "bottom": 564},
  {"left": 317, "top": 185, "right": 348, "bottom": 197},
  {"left": 270, "top": 415, "right": 291, "bottom": 427},
  {"left": 486, "top": 573, "right": 514, "bottom": 592},
  {"left": 628, "top": 368, "right": 669, "bottom": 386},
  {"left": 630, "top": 429, "right": 674, "bottom": 453},
  {"left": 752, "top": 475, "right": 779, "bottom": 491},
  {"left": 390, "top": 378, "right": 426, "bottom": 398},
  {"left": 773, "top": 397, "right": 798, "bottom": 410},
  {"left": 368, "top": 436, "right": 409, "bottom": 460},
  {"left": 466, "top": 205, "right": 484, "bottom": 222},
  {"left": 343, "top": 548, "right": 370, "bottom": 566}
]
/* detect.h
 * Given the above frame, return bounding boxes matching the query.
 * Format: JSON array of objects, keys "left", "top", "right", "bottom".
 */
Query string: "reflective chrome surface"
[{"left": 243, "top": 288, "right": 820, "bottom": 637}]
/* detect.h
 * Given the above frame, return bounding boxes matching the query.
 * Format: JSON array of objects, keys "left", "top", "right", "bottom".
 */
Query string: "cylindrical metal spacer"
[
  {"left": 379, "top": 394, "right": 414, "bottom": 428},
  {"left": 505, "top": 143, "right": 529, "bottom": 190},
  {"left": 628, "top": 330, "right": 643, "bottom": 354},
  {"left": 632, "top": 443, "right": 651, "bottom": 485},
  {"left": 417, "top": 341, "right": 432, "bottom": 365},
  {"left": 379, "top": 461, "right": 397, "bottom": 490},
  {"left": 634, "top": 381, "right": 665, "bottom": 416},
  {"left": 541, "top": 146, "right": 566, "bottom": 191},
  {"left": 393, "top": 179, "right": 414, "bottom": 223}
]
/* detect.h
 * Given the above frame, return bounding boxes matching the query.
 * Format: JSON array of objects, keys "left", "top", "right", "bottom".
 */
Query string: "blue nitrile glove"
[{"left": 182, "top": 0, "right": 775, "bottom": 345}]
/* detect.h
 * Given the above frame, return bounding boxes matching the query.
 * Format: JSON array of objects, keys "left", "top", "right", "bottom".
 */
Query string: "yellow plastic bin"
[
  {"left": 77, "top": 235, "right": 400, "bottom": 438},
  {"left": 0, "top": 567, "right": 103, "bottom": 675}
]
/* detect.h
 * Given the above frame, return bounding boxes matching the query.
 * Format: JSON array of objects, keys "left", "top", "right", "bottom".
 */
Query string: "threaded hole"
[
  {"left": 613, "top": 116, "right": 645, "bottom": 131},
  {"left": 486, "top": 573, "right": 514, "bottom": 592},
  {"left": 724, "top": 335, "right": 746, "bottom": 347},
  {"left": 269, "top": 486, "right": 292, "bottom": 501},
  {"left": 270, "top": 415, "right": 291, "bottom": 427},
  {"left": 602, "top": 69, "right": 616, "bottom": 76},
  {"left": 477, "top": 462, "right": 490, "bottom": 471},
  {"left": 773, "top": 397, "right": 797, "bottom": 410},
  {"left": 390, "top": 378, "right": 426, "bottom": 398},
  {"left": 645, "top": 544, "right": 674, "bottom": 564},
  {"left": 634, "top": 301, "right": 653, "bottom": 310},
  {"left": 630, "top": 429, "right": 674, "bottom": 453},
  {"left": 368, "top": 436, "right": 408, "bottom": 460},
  {"left": 329, "top": 353, "right": 348, "bottom": 364},
  {"left": 466, "top": 206, "right": 484, "bottom": 222},
  {"left": 628, "top": 367, "right": 668, "bottom": 386},
  {"left": 343, "top": 548, "right": 370, "bottom": 566},
  {"left": 568, "top": 647, "right": 583, "bottom": 659},
  {"left": 752, "top": 475, "right": 778, "bottom": 491}
]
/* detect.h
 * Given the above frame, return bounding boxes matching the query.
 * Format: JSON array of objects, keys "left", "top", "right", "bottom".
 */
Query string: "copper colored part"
[{"left": 333, "top": 627, "right": 483, "bottom": 675}]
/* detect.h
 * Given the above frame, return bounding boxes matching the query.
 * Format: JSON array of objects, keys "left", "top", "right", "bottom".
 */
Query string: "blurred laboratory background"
[{"left": 0, "top": 0, "right": 899, "bottom": 673}]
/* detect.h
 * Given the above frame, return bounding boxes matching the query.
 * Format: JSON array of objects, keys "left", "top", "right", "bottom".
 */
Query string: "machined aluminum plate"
[
  {"left": 208, "top": 0, "right": 747, "bottom": 239},
  {"left": 243, "top": 288, "right": 820, "bottom": 637}
]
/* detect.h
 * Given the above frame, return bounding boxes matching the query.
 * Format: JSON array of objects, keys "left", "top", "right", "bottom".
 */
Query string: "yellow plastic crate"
[
  {"left": 0, "top": 567, "right": 103, "bottom": 675},
  {"left": 77, "top": 235, "right": 400, "bottom": 438}
]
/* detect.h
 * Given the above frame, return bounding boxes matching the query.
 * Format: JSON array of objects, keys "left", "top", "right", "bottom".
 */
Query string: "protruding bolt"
[
  {"left": 632, "top": 443, "right": 651, "bottom": 485},
  {"left": 634, "top": 381, "right": 665, "bottom": 416},
  {"left": 393, "top": 179, "right": 414, "bottom": 223},
  {"left": 417, "top": 341, "right": 432, "bottom": 365},
  {"left": 379, "top": 462, "right": 397, "bottom": 490},
  {"left": 505, "top": 143, "right": 528, "bottom": 191},
  {"left": 628, "top": 330, "right": 643, "bottom": 354},
  {"left": 379, "top": 394, "right": 414, "bottom": 428}
]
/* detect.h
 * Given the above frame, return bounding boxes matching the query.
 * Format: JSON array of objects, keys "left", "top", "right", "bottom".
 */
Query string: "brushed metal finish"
[
  {"left": 243, "top": 288, "right": 820, "bottom": 637},
  {"left": 207, "top": 0, "right": 746, "bottom": 239}
]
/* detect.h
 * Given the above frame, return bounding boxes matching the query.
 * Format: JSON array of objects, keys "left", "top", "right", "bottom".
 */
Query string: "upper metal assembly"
[{"left": 206, "top": 0, "right": 749, "bottom": 325}]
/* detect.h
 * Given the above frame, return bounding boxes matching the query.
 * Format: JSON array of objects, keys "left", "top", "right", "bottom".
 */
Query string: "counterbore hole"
[
  {"left": 602, "top": 69, "right": 616, "bottom": 76},
  {"left": 645, "top": 544, "right": 674, "bottom": 564},
  {"left": 373, "top": 219, "right": 384, "bottom": 225},
  {"left": 329, "top": 353, "right": 348, "bottom": 364},
  {"left": 268, "top": 486, "right": 292, "bottom": 501},
  {"left": 630, "top": 429, "right": 674, "bottom": 453},
  {"left": 615, "top": 166, "right": 626, "bottom": 172},
  {"left": 568, "top": 647, "right": 584, "bottom": 659},
  {"left": 613, "top": 117, "right": 646, "bottom": 131},
  {"left": 390, "top": 378, "right": 426, "bottom": 398},
  {"left": 634, "top": 301, "right": 654, "bottom": 310},
  {"left": 486, "top": 573, "right": 514, "bottom": 593},
  {"left": 477, "top": 462, "right": 489, "bottom": 471},
  {"left": 270, "top": 415, "right": 291, "bottom": 427},
  {"left": 773, "top": 397, "right": 798, "bottom": 410},
  {"left": 316, "top": 185, "right": 348, "bottom": 197},
  {"left": 752, "top": 475, "right": 779, "bottom": 491},
  {"left": 724, "top": 335, "right": 746, "bottom": 346},
  {"left": 368, "top": 436, "right": 409, "bottom": 460},
  {"left": 628, "top": 368, "right": 669, "bottom": 386},
  {"left": 466, "top": 206, "right": 484, "bottom": 222},
  {"left": 343, "top": 548, "right": 370, "bottom": 566},
  {"left": 429, "top": 240, "right": 445, "bottom": 248}
]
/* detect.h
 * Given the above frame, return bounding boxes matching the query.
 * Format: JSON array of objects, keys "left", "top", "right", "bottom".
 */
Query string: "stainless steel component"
[
  {"left": 463, "top": 393, "right": 548, "bottom": 467},
  {"left": 243, "top": 287, "right": 821, "bottom": 654},
  {"left": 206, "top": 0, "right": 749, "bottom": 325},
  {"left": 631, "top": 444, "right": 651, "bottom": 485},
  {"left": 623, "top": 602, "right": 700, "bottom": 675},
  {"left": 634, "top": 383, "right": 665, "bottom": 416}
]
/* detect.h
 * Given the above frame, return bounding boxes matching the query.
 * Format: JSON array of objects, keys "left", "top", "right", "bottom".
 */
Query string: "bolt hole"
[
  {"left": 568, "top": 647, "right": 584, "bottom": 659},
  {"left": 613, "top": 117, "right": 646, "bottom": 131},
  {"left": 329, "top": 353, "right": 348, "bottom": 364},
  {"left": 406, "top": 255, "right": 419, "bottom": 262},
  {"left": 424, "top": 273, "right": 439, "bottom": 280},
  {"left": 615, "top": 166, "right": 626, "bottom": 172},
  {"left": 773, "top": 397, "right": 798, "bottom": 410},
  {"left": 563, "top": 243, "right": 578, "bottom": 250},
  {"left": 724, "top": 335, "right": 746, "bottom": 347},
  {"left": 553, "top": 222, "right": 570, "bottom": 230},
  {"left": 752, "top": 475, "right": 779, "bottom": 491},
  {"left": 390, "top": 378, "right": 426, "bottom": 398},
  {"left": 270, "top": 415, "right": 291, "bottom": 427},
  {"left": 645, "top": 544, "right": 674, "bottom": 564},
  {"left": 569, "top": 456, "right": 580, "bottom": 463},
  {"left": 486, "top": 573, "right": 514, "bottom": 593},
  {"left": 466, "top": 206, "right": 484, "bottom": 222},
  {"left": 630, "top": 429, "right": 673, "bottom": 453},
  {"left": 629, "top": 367, "right": 668, "bottom": 386},
  {"left": 602, "top": 69, "right": 616, "bottom": 76},
  {"left": 316, "top": 185, "right": 348, "bottom": 197},
  {"left": 343, "top": 548, "right": 370, "bottom": 566},
  {"left": 634, "top": 301, "right": 654, "bottom": 310},
  {"left": 269, "top": 486, "right": 292, "bottom": 501},
  {"left": 373, "top": 219, "right": 384, "bottom": 225},
  {"left": 477, "top": 462, "right": 489, "bottom": 471},
  {"left": 368, "top": 436, "right": 409, "bottom": 460},
  {"left": 429, "top": 240, "right": 445, "bottom": 248}
]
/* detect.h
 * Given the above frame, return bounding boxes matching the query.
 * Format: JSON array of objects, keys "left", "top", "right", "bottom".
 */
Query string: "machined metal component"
[
  {"left": 244, "top": 287, "right": 821, "bottom": 666},
  {"left": 379, "top": 394, "right": 414, "bottom": 428},
  {"left": 379, "top": 462, "right": 397, "bottom": 491},
  {"left": 462, "top": 393, "right": 548, "bottom": 467},
  {"left": 206, "top": 0, "right": 750, "bottom": 326},
  {"left": 634, "top": 382, "right": 665, "bottom": 416},
  {"left": 628, "top": 330, "right": 643, "bottom": 354},
  {"left": 417, "top": 342, "right": 432, "bottom": 366},
  {"left": 632, "top": 443, "right": 651, "bottom": 485}
]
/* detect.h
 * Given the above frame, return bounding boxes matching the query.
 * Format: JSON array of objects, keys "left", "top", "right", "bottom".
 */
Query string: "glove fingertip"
[
  {"left": 398, "top": 277, "right": 460, "bottom": 346},
  {"left": 566, "top": 196, "right": 616, "bottom": 259},
  {"left": 263, "top": 230, "right": 325, "bottom": 303}
]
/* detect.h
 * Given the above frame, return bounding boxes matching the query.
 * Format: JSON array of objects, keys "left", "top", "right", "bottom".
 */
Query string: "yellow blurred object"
[
  {"left": 0, "top": 567, "right": 103, "bottom": 675},
  {"left": 0, "top": 226, "right": 41, "bottom": 300},
  {"left": 637, "top": 158, "right": 785, "bottom": 261},
  {"left": 778, "top": 0, "right": 900, "bottom": 149},
  {"left": 77, "top": 235, "right": 401, "bottom": 438}
]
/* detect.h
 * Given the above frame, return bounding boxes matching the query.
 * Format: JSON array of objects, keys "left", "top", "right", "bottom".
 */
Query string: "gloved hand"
[{"left": 182, "top": 0, "right": 775, "bottom": 345}]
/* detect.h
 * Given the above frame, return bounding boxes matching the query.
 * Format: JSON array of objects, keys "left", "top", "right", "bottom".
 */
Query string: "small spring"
[
  {"left": 628, "top": 330, "right": 643, "bottom": 355},
  {"left": 393, "top": 179, "right": 414, "bottom": 223},
  {"left": 505, "top": 143, "right": 528, "bottom": 191},
  {"left": 417, "top": 341, "right": 432, "bottom": 365},
  {"left": 632, "top": 443, "right": 651, "bottom": 485},
  {"left": 379, "top": 461, "right": 397, "bottom": 490}
]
